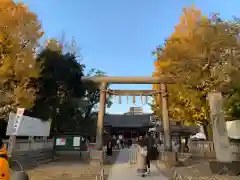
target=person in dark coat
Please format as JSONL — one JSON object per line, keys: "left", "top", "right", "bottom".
{"left": 127, "top": 138, "right": 132, "bottom": 148}
{"left": 152, "top": 134, "right": 159, "bottom": 160}
{"left": 106, "top": 139, "right": 113, "bottom": 157}
{"left": 145, "top": 132, "right": 154, "bottom": 172}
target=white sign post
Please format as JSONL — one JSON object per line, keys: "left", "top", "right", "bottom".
{"left": 7, "top": 108, "right": 25, "bottom": 164}
{"left": 11, "top": 108, "right": 25, "bottom": 135}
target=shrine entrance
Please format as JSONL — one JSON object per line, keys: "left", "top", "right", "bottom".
{"left": 82, "top": 76, "right": 237, "bottom": 171}
{"left": 82, "top": 76, "right": 173, "bottom": 152}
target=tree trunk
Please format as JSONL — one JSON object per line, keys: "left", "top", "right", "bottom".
{"left": 203, "top": 123, "right": 209, "bottom": 140}
{"left": 201, "top": 122, "right": 213, "bottom": 141}
{"left": 207, "top": 123, "right": 213, "bottom": 141}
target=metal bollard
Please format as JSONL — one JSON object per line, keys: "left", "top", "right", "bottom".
{"left": 128, "top": 151, "right": 132, "bottom": 164}
{"left": 128, "top": 151, "right": 137, "bottom": 164}
{"left": 100, "top": 169, "right": 104, "bottom": 180}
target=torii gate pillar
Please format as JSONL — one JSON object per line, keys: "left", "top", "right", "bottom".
{"left": 96, "top": 82, "right": 107, "bottom": 150}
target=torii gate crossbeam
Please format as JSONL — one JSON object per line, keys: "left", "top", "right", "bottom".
{"left": 81, "top": 76, "right": 174, "bottom": 84}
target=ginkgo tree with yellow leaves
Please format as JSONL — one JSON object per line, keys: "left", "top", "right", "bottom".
{"left": 152, "top": 6, "right": 240, "bottom": 139}
{"left": 0, "top": 0, "right": 43, "bottom": 119}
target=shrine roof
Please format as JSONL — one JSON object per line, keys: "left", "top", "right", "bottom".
{"left": 104, "top": 114, "right": 153, "bottom": 128}
{"left": 104, "top": 114, "right": 199, "bottom": 134}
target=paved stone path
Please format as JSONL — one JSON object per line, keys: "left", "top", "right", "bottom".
{"left": 107, "top": 147, "right": 168, "bottom": 180}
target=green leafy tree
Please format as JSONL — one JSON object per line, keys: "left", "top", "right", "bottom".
{"left": 27, "top": 40, "right": 85, "bottom": 133}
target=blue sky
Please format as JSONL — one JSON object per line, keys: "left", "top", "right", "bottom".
{"left": 18, "top": 0, "right": 240, "bottom": 114}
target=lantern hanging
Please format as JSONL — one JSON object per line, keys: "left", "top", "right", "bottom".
{"left": 145, "top": 96, "right": 148, "bottom": 104}
{"left": 118, "top": 95, "right": 122, "bottom": 104}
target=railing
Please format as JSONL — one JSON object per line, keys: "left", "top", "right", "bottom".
{"left": 95, "top": 169, "right": 105, "bottom": 180}
{"left": 128, "top": 150, "right": 137, "bottom": 164}
{"left": 188, "top": 140, "right": 240, "bottom": 159}
{"left": 188, "top": 140, "right": 215, "bottom": 153}
{"left": 3, "top": 139, "right": 53, "bottom": 151}
{"left": 189, "top": 140, "right": 240, "bottom": 153}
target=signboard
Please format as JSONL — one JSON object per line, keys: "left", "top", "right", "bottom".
{"left": 55, "top": 135, "right": 82, "bottom": 151}
{"left": 150, "top": 115, "right": 157, "bottom": 124}
{"left": 6, "top": 113, "right": 50, "bottom": 136}
{"left": 73, "top": 137, "right": 81, "bottom": 146}
{"left": 56, "top": 138, "right": 66, "bottom": 146}
{"left": 11, "top": 108, "right": 25, "bottom": 135}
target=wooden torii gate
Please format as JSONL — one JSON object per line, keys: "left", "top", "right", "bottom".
{"left": 82, "top": 76, "right": 173, "bottom": 151}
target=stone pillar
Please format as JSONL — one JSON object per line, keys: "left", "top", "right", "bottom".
{"left": 208, "top": 92, "right": 232, "bottom": 162}
{"left": 7, "top": 135, "right": 16, "bottom": 167}
{"left": 160, "top": 83, "right": 172, "bottom": 151}
{"left": 96, "top": 82, "right": 107, "bottom": 150}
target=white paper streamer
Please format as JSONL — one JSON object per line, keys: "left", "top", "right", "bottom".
{"left": 145, "top": 96, "right": 148, "bottom": 104}
{"left": 140, "top": 95, "right": 143, "bottom": 104}
{"left": 118, "top": 96, "right": 122, "bottom": 104}
{"left": 132, "top": 96, "right": 136, "bottom": 104}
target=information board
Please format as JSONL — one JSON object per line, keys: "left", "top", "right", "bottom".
{"left": 55, "top": 135, "right": 82, "bottom": 151}
{"left": 6, "top": 113, "right": 50, "bottom": 136}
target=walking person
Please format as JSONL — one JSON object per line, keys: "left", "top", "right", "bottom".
{"left": 106, "top": 139, "right": 113, "bottom": 163}
{"left": 119, "top": 134, "right": 124, "bottom": 149}
{"left": 0, "top": 138, "right": 10, "bottom": 180}
{"left": 136, "top": 136, "right": 148, "bottom": 177}
{"left": 145, "top": 132, "right": 154, "bottom": 173}
{"left": 116, "top": 138, "right": 120, "bottom": 149}
{"left": 112, "top": 135, "right": 116, "bottom": 148}
{"left": 152, "top": 134, "right": 159, "bottom": 160}
{"left": 127, "top": 138, "right": 132, "bottom": 148}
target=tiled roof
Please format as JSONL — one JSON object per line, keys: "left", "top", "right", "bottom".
{"left": 104, "top": 114, "right": 153, "bottom": 127}
{"left": 103, "top": 114, "right": 199, "bottom": 134}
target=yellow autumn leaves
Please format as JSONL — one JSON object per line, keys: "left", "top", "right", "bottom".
{"left": 0, "top": 0, "right": 44, "bottom": 117}
{"left": 152, "top": 5, "right": 239, "bottom": 126}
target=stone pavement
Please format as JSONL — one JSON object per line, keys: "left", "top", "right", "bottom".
{"left": 107, "top": 147, "right": 168, "bottom": 180}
